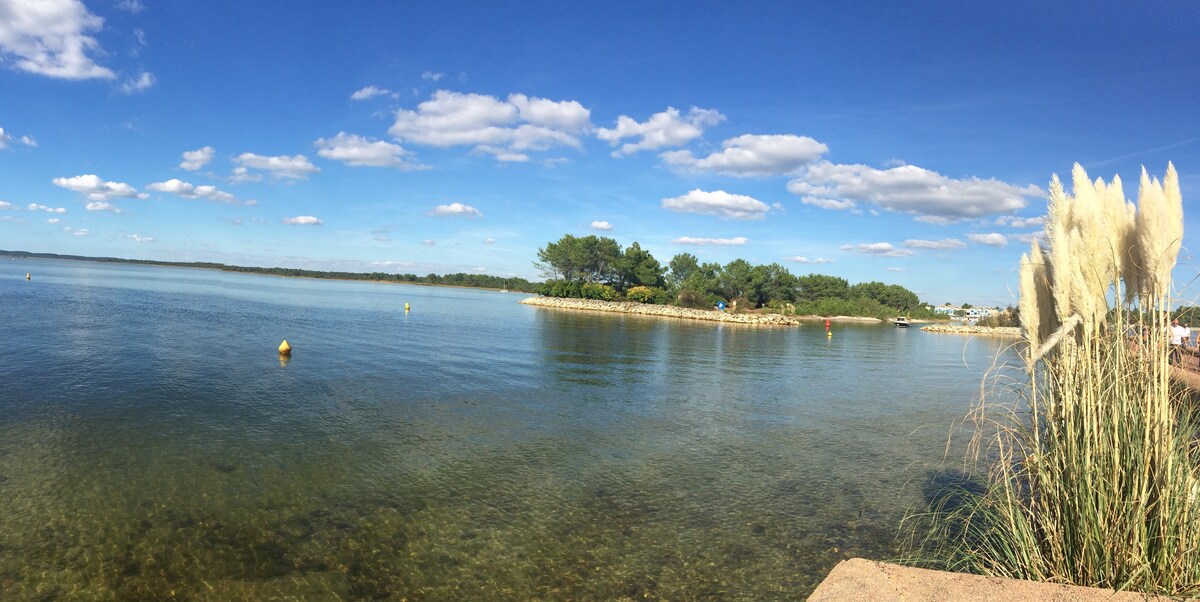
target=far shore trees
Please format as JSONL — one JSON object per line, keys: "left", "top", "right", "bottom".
{"left": 534, "top": 233, "right": 936, "bottom": 319}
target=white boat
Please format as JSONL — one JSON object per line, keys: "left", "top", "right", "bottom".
{"left": 893, "top": 317, "right": 911, "bottom": 328}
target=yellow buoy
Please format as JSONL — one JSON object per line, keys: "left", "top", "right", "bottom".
{"left": 278, "top": 339, "right": 292, "bottom": 355}
{"left": 26, "top": 273, "right": 31, "bottom": 280}
{"left": 404, "top": 302, "right": 410, "bottom": 312}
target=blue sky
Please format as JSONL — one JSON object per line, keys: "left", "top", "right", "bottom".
{"left": 1, "top": 1, "right": 1197, "bottom": 306}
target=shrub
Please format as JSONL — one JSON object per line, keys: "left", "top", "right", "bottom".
{"left": 627, "top": 285, "right": 669, "bottom": 304}
{"left": 580, "top": 282, "right": 618, "bottom": 301}
{"left": 539, "top": 279, "right": 583, "bottom": 298}
{"left": 676, "top": 288, "right": 714, "bottom": 309}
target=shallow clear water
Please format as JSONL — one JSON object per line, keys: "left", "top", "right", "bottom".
{"left": 0, "top": 258, "right": 1016, "bottom": 599}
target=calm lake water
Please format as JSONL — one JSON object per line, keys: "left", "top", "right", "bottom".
{"left": 0, "top": 258, "right": 1018, "bottom": 599}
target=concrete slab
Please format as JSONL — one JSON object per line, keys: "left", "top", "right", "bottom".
{"left": 808, "top": 558, "right": 1171, "bottom": 601}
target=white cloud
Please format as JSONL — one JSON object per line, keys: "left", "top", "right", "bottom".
{"left": 421, "top": 239, "right": 436, "bottom": 245}
{"left": 661, "top": 134, "right": 828, "bottom": 176}
{"left": 905, "top": 238, "right": 967, "bottom": 250}
{"left": 389, "top": 90, "right": 591, "bottom": 161}
{"left": 421, "top": 71, "right": 445, "bottom": 82}
{"left": 0, "top": 0, "right": 115, "bottom": 79}
{"left": 119, "top": 71, "right": 154, "bottom": 94}
{"left": 799, "top": 196, "right": 856, "bottom": 211}
{"left": 229, "top": 166, "right": 261, "bottom": 183}
{"left": 431, "top": 202, "right": 482, "bottom": 218}
{"left": 661, "top": 189, "right": 769, "bottom": 220}
{"left": 28, "top": 203, "right": 66, "bottom": 213}
{"left": 672, "top": 236, "right": 748, "bottom": 246}
{"left": 233, "top": 153, "right": 319, "bottom": 180}
{"left": 0, "top": 126, "right": 37, "bottom": 149}
{"left": 784, "top": 256, "right": 834, "bottom": 264}
{"left": 129, "top": 234, "right": 155, "bottom": 242}
{"left": 282, "top": 215, "right": 323, "bottom": 225}
{"left": 179, "top": 146, "right": 215, "bottom": 171}
{"left": 1011, "top": 231, "right": 1048, "bottom": 245}
{"left": 887, "top": 267, "right": 905, "bottom": 272}
{"left": 966, "top": 232, "right": 1008, "bottom": 247}
{"left": 85, "top": 201, "right": 124, "bottom": 212}
{"left": 590, "top": 220, "right": 613, "bottom": 231}
{"left": 147, "top": 178, "right": 237, "bottom": 204}
{"left": 116, "top": 0, "right": 144, "bottom": 13}
{"left": 474, "top": 145, "right": 529, "bottom": 162}
{"left": 788, "top": 161, "right": 1042, "bottom": 220}
{"left": 351, "top": 85, "right": 392, "bottom": 101}
{"left": 67, "top": 227, "right": 89, "bottom": 236}
{"left": 315, "top": 132, "right": 421, "bottom": 169}
{"left": 45, "top": 217, "right": 59, "bottom": 224}
{"left": 52, "top": 174, "right": 146, "bottom": 201}
{"left": 484, "top": 237, "right": 496, "bottom": 244}
{"left": 995, "top": 215, "right": 1046, "bottom": 228}
{"left": 839, "top": 242, "right": 914, "bottom": 257}
{"left": 0, "top": 200, "right": 14, "bottom": 210}
{"left": 596, "top": 106, "right": 725, "bottom": 156}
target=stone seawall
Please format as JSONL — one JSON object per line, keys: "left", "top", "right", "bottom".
{"left": 921, "top": 324, "right": 1020, "bottom": 337}
{"left": 519, "top": 296, "right": 801, "bottom": 326}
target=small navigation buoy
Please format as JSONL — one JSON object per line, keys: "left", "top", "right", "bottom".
{"left": 26, "top": 272, "right": 30, "bottom": 280}
{"left": 404, "top": 302, "right": 410, "bottom": 312}
{"left": 827, "top": 331, "right": 832, "bottom": 337}
{"left": 278, "top": 339, "right": 292, "bottom": 356}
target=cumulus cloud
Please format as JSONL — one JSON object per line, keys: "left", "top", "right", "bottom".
{"left": 0, "top": 200, "right": 14, "bottom": 210}
{"left": 421, "top": 239, "right": 436, "bottom": 245}
{"left": 905, "top": 238, "right": 966, "bottom": 250}
{"left": 85, "top": 201, "right": 124, "bottom": 212}
{"left": 839, "top": 242, "right": 914, "bottom": 257}
{"left": 45, "top": 217, "right": 59, "bottom": 224}
{"left": 282, "top": 215, "right": 323, "bottom": 225}
{"left": 596, "top": 106, "right": 724, "bottom": 156}
{"left": 672, "top": 236, "right": 748, "bottom": 246}
{"left": 590, "top": 220, "right": 613, "bottom": 231}
{"left": 661, "top": 134, "right": 828, "bottom": 176}
{"left": 661, "top": 189, "right": 770, "bottom": 220}
{"left": 314, "top": 132, "right": 421, "bottom": 169}
{"left": 421, "top": 71, "right": 445, "bottom": 82}
{"left": 0, "top": 0, "right": 115, "bottom": 79}
{"left": 995, "top": 215, "right": 1046, "bottom": 228}
{"left": 129, "top": 234, "right": 155, "bottom": 242}
{"left": 389, "top": 90, "right": 591, "bottom": 161}
{"left": 52, "top": 174, "right": 147, "bottom": 201}
{"left": 66, "top": 226, "right": 89, "bottom": 236}
{"left": 0, "top": 126, "right": 37, "bottom": 149}
{"left": 788, "top": 161, "right": 1042, "bottom": 220}
{"left": 1011, "top": 231, "right": 1048, "bottom": 245}
{"left": 799, "top": 196, "right": 856, "bottom": 211}
{"left": 784, "top": 256, "right": 834, "bottom": 264}
{"left": 350, "top": 85, "right": 392, "bottom": 101}
{"left": 28, "top": 203, "right": 65, "bottom": 213}
{"left": 179, "top": 146, "right": 215, "bottom": 171}
{"left": 233, "top": 153, "right": 319, "bottom": 180}
{"left": 116, "top": 0, "right": 144, "bottom": 13}
{"left": 431, "top": 202, "right": 482, "bottom": 218}
{"left": 484, "top": 237, "right": 496, "bottom": 244}
{"left": 147, "top": 179, "right": 238, "bottom": 204}
{"left": 119, "top": 71, "right": 155, "bottom": 94}
{"left": 966, "top": 232, "right": 1008, "bottom": 247}
{"left": 229, "top": 166, "right": 261, "bottom": 183}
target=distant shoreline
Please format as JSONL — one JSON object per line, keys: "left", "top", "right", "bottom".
{"left": 520, "top": 296, "right": 804, "bottom": 325}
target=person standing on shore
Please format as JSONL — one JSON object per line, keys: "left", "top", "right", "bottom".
{"left": 1169, "top": 319, "right": 1187, "bottom": 365}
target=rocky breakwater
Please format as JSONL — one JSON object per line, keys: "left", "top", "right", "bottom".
{"left": 520, "top": 296, "right": 801, "bottom": 326}
{"left": 921, "top": 323, "right": 1020, "bottom": 337}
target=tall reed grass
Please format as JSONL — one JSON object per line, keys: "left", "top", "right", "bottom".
{"left": 907, "top": 163, "right": 1200, "bottom": 595}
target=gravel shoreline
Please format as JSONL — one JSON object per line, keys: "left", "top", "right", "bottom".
{"left": 519, "top": 296, "right": 802, "bottom": 325}
{"left": 920, "top": 324, "right": 1020, "bottom": 337}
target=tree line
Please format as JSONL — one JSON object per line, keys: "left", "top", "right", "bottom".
{"left": 534, "top": 234, "right": 938, "bottom": 318}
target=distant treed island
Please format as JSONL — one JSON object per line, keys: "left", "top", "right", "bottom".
{"left": 534, "top": 234, "right": 945, "bottom": 320}
{"left": 0, "top": 250, "right": 539, "bottom": 293}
